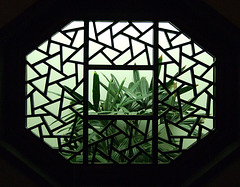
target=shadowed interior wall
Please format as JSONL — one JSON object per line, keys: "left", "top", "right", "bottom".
{"left": 0, "top": 0, "right": 239, "bottom": 186}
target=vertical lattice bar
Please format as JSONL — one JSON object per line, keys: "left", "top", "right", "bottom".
{"left": 83, "top": 20, "right": 89, "bottom": 165}
{"left": 152, "top": 21, "right": 158, "bottom": 164}
{"left": 213, "top": 58, "right": 217, "bottom": 129}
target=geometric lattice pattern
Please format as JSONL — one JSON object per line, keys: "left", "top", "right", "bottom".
{"left": 87, "top": 120, "right": 153, "bottom": 164}
{"left": 25, "top": 21, "right": 216, "bottom": 164}
{"left": 25, "top": 21, "right": 84, "bottom": 148}
{"left": 156, "top": 23, "right": 216, "bottom": 163}
{"left": 88, "top": 21, "right": 153, "bottom": 65}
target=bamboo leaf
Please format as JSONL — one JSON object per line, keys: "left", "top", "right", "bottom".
{"left": 88, "top": 120, "right": 105, "bottom": 128}
{"left": 174, "top": 65, "right": 186, "bottom": 77}
{"left": 104, "top": 78, "right": 113, "bottom": 111}
{"left": 93, "top": 71, "right": 100, "bottom": 111}
{"left": 140, "top": 77, "right": 150, "bottom": 106}
{"left": 133, "top": 69, "right": 140, "bottom": 93}
{"left": 95, "top": 154, "right": 108, "bottom": 163}
{"left": 128, "top": 82, "right": 134, "bottom": 89}
{"left": 110, "top": 78, "right": 126, "bottom": 110}
{"left": 64, "top": 86, "right": 95, "bottom": 110}
{"left": 129, "top": 80, "right": 141, "bottom": 93}
{"left": 133, "top": 69, "right": 140, "bottom": 83}
{"left": 120, "top": 106, "right": 130, "bottom": 113}
{"left": 122, "top": 86, "right": 138, "bottom": 99}
{"left": 111, "top": 74, "right": 120, "bottom": 88}
{"left": 64, "top": 86, "right": 83, "bottom": 100}
{"left": 140, "top": 77, "right": 149, "bottom": 96}
{"left": 101, "top": 73, "right": 110, "bottom": 82}
{"left": 99, "top": 81, "right": 116, "bottom": 98}
{"left": 48, "top": 91, "right": 75, "bottom": 101}
{"left": 165, "top": 79, "right": 174, "bottom": 89}
{"left": 111, "top": 74, "right": 124, "bottom": 99}
{"left": 149, "top": 79, "right": 154, "bottom": 92}
{"left": 120, "top": 93, "right": 152, "bottom": 107}
{"left": 179, "top": 86, "right": 194, "bottom": 95}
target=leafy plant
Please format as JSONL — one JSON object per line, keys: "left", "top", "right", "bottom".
{"left": 51, "top": 56, "right": 203, "bottom": 163}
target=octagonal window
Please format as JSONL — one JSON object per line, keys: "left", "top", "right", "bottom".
{"left": 25, "top": 21, "right": 216, "bottom": 164}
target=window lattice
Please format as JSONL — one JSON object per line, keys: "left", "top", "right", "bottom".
{"left": 25, "top": 21, "right": 216, "bottom": 164}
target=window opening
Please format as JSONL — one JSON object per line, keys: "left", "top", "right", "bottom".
{"left": 25, "top": 21, "right": 216, "bottom": 164}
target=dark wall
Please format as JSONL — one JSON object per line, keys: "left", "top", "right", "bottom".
{"left": 1, "top": 0, "right": 240, "bottom": 29}
{"left": 0, "top": 1, "right": 239, "bottom": 186}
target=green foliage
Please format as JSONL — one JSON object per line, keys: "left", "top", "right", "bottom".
{"left": 93, "top": 71, "right": 100, "bottom": 111}
{"left": 53, "top": 56, "right": 202, "bottom": 164}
